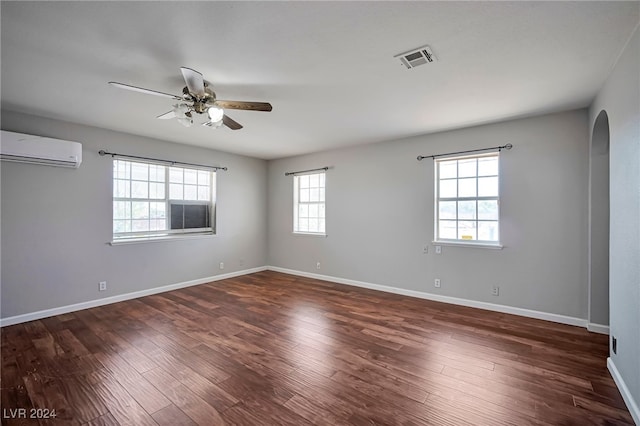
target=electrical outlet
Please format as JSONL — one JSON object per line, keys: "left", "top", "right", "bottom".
{"left": 422, "top": 244, "right": 429, "bottom": 254}
{"left": 435, "top": 245, "right": 442, "bottom": 254}
{"left": 316, "top": 262, "right": 321, "bottom": 270}
{"left": 612, "top": 336, "right": 617, "bottom": 354}
{"left": 434, "top": 279, "right": 441, "bottom": 288}
{"left": 491, "top": 285, "right": 500, "bottom": 296}
{"left": 219, "top": 262, "right": 224, "bottom": 270}
{"left": 99, "top": 281, "right": 107, "bottom": 292}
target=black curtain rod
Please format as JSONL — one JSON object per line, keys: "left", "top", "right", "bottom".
{"left": 99, "top": 150, "right": 227, "bottom": 171}
{"left": 417, "top": 143, "right": 513, "bottom": 161}
{"left": 285, "top": 166, "right": 329, "bottom": 176}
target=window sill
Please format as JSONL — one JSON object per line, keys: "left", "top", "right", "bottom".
{"left": 292, "top": 232, "right": 327, "bottom": 238}
{"left": 432, "top": 240, "right": 503, "bottom": 250}
{"left": 110, "top": 233, "right": 216, "bottom": 245}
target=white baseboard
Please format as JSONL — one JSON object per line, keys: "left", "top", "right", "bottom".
{"left": 0, "top": 266, "right": 267, "bottom": 327}
{"left": 608, "top": 358, "right": 640, "bottom": 425}
{"left": 587, "top": 323, "right": 610, "bottom": 335}
{"left": 267, "top": 266, "right": 588, "bottom": 328}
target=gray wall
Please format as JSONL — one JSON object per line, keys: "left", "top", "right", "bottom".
{"left": 590, "top": 23, "right": 640, "bottom": 417}
{"left": 268, "top": 110, "right": 590, "bottom": 319}
{"left": 1, "top": 110, "right": 268, "bottom": 319}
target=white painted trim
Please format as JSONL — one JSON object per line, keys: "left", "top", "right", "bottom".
{"left": 0, "top": 266, "right": 267, "bottom": 327}
{"left": 608, "top": 358, "right": 640, "bottom": 425}
{"left": 587, "top": 323, "right": 610, "bottom": 335}
{"left": 267, "top": 266, "right": 588, "bottom": 328}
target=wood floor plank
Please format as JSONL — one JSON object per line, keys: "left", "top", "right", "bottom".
{"left": 142, "top": 367, "right": 225, "bottom": 426}
{"left": 1, "top": 271, "right": 632, "bottom": 425}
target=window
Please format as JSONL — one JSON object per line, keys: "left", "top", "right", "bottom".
{"left": 293, "top": 172, "right": 326, "bottom": 234}
{"left": 435, "top": 153, "right": 500, "bottom": 245}
{"left": 112, "top": 159, "right": 215, "bottom": 241}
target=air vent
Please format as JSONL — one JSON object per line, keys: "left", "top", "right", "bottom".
{"left": 395, "top": 45, "right": 437, "bottom": 69}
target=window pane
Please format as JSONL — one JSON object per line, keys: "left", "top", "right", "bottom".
{"left": 478, "top": 200, "right": 498, "bottom": 220}
{"left": 478, "top": 221, "right": 499, "bottom": 241}
{"left": 458, "top": 221, "right": 477, "bottom": 240}
{"left": 149, "top": 182, "right": 165, "bottom": 199}
{"left": 458, "top": 178, "right": 477, "bottom": 197}
{"left": 113, "top": 220, "right": 131, "bottom": 233}
{"left": 170, "top": 183, "right": 183, "bottom": 200}
{"left": 184, "top": 185, "right": 198, "bottom": 200}
{"left": 318, "top": 204, "right": 325, "bottom": 218}
{"left": 458, "top": 159, "right": 477, "bottom": 178}
{"left": 439, "top": 220, "right": 457, "bottom": 239}
{"left": 299, "top": 204, "right": 308, "bottom": 218}
{"left": 439, "top": 201, "right": 456, "bottom": 220}
{"left": 478, "top": 157, "right": 498, "bottom": 176}
{"left": 113, "top": 201, "right": 131, "bottom": 220}
{"left": 184, "top": 169, "right": 197, "bottom": 185}
{"left": 198, "top": 170, "right": 209, "bottom": 185}
{"left": 319, "top": 188, "right": 325, "bottom": 202}
{"left": 114, "top": 160, "right": 130, "bottom": 179}
{"left": 439, "top": 180, "right": 457, "bottom": 198}
{"left": 308, "top": 218, "right": 318, "bottom": 232}
{"left": 478, "top": 177, "right": 498, "bottom": 197}
{"left": 169, "top": 168, "right": 183, "bottom": 183}
{"left": 298, "top": 218, "right": 309, "bottom": 232}
{"left": 149, "top": 165, "right": 165, "bottom": 182}
{"left": 309, "top": 174, "right": 319, "bottom": 188}
{"left": 150, "top": 202, "right": 166, "bottom": 219}
{"left": 439, "top": 160, "right": 457, "bottom": 179}
{"left": 300, "top": 189, "right": 310, "bottom": 202}
{"left": 309, "top": 188, "right": 319, "bottom": 202}
{"left": 318, "top": 220, "right": 325, "bottom": 233}
{"left": 132, "top": 202, "right": 149, "bottom": 219}
{"left": 319, "top": 173, "right": 325, "bottom": 187}
{"left": 458, "top": 200, "right": 476, "bottom": 220}
{"left": 131, "top": 181, "right": 148, "bottom": 198}
{"left": 299, "top": 175, "right": 309, "bottom": 189}
{"left": 114, "top": 179, "right": 130, "bottom": 198}
{"left": 197, "top": 186, "right": 210, "bottom": 201}
{"left": 131, "top": 162, "right": 148, "bottom": 181}
{"left": 132, "top": 219, "right": 150, "bottom": 232}
{"left": 309, "top": 204, "right": 318, "bottom": 218}
{"left": 150, "top": 219, "right": 165, "bottom": 231}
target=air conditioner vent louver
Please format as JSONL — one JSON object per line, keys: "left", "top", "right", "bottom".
{"left": 395, "top": 45, "right": 437, "bottom": 69}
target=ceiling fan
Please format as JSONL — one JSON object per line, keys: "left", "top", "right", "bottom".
{"left": 108, "top": 67, "right": 272, "bottom": 130}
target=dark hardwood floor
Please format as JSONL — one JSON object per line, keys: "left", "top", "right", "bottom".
{"left": 1, "top": 271, "right": 633, "bottom": 425}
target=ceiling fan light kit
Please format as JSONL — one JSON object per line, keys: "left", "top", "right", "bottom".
{"left": 108, "top": 67, "right": 272, "bottom": 131}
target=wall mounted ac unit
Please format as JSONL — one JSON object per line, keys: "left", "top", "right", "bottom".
{"left": 0, "top": 130, "right": 82, "bottom": 168}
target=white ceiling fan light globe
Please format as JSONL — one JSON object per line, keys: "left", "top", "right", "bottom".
{"left": 208, "top": 105, "right": 224, "bottom": 122}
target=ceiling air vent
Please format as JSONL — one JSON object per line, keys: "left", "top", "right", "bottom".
{"left": 395, "top": 45, "right": 437, "bottom": 69}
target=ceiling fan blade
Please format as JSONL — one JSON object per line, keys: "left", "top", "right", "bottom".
{"left": 215, "top": 100, "right": 273, "bottom": 112}
{"left": 222, "top": 114, "right": 243, "bottom": 130}
{"left": 108, "top": 82, "right": 182, "bottom": 100}
{"left": 180, "top": 67, "right": 205, "bottom": 97}
{"left": 156, "top": 110, "right": 176, "bottom": 119}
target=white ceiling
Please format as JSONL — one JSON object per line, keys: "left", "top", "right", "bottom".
{"left": 1, "top": 2, "right": 638, "bottom": 160}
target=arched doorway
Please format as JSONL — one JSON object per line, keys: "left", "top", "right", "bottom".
{"left": 588, "top": 110, "right": 610, "bottom": 329}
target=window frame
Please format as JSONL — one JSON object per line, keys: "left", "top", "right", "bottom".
{"left": 293, "top": 171, "right": 326, "bottom": 236}
{"left": 111, "top": 158, "right": 216, "bottom": 242}
{"left": 434, "top": 152, "right": 502, "bottom": 248}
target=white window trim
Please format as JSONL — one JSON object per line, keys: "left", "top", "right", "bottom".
{"left": 434, "top": 151, "right": 501, "bottom": 247}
